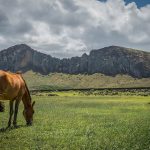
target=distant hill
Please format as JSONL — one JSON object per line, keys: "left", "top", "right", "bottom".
{"left": 23, "top": 71, "right": 150, "bottom": 90}
{"left": 0, "top": 44, "right": 150, "bottom": 78}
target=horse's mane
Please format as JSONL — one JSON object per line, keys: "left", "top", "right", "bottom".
{"left": 19, "top": 74, "right": 32, "bottom": 102}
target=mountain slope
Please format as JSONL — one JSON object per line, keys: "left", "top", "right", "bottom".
{"left": 0, "top": 44, "right": 150, "bottom": 78}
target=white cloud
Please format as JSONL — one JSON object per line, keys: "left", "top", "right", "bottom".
{"left": 0, "top": 36, "right": 6, "bottom": 43}
{"left": 0, "top": 0, "right": 150, "bottom": 58}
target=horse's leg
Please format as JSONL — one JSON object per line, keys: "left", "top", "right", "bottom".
{"left": 13, "top": 99, "right": 21, "bottom": 127}
{"left": 0, "top": 101, "right": 4, "bottom": 112}
{"left": 8, "top": 100, "right": 14, "bottom": 127}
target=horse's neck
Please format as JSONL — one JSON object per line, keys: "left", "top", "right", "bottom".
{"left": 22, "top": 90, "right": 32, "bottom": 109}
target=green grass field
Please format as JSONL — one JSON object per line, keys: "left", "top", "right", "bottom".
{"left": 0, "top": 92, "right": 150, "bottom": 150}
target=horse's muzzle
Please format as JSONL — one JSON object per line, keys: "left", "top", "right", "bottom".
{"left": 26, "top": 121, "right": 32, "bottom": 126}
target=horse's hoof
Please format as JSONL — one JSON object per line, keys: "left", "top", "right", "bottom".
{"left": 6, "top": 126, "right": 11, "bottom": 130}
{"left": 13, "top": 125, "right": 18, "bottom": 128}
{"left": 7, "top": 124, "right": 11, "bottom": 128}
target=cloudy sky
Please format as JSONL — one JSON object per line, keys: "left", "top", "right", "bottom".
{"left": 0, "top": 0, "right": 150, "bottom": 58}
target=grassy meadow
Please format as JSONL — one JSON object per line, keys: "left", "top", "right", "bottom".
{"left": 0, "top": 91, "right": 150, "bottom": 150}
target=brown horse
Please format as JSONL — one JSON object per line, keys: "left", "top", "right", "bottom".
{"left": 0, "top": 70, "right": 35, "bottom": 127}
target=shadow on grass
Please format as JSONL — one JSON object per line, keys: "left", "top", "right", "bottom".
{"left": 0, "top": 125, "right": 27, "bottom": 133}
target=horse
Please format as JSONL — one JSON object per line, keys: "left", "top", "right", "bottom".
{"left": 0, "top": 70, "right": 35, "bottom": 127}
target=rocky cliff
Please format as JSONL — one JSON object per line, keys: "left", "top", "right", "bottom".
{"left": 0, "top": 44, "right": 150, "bottom": 78}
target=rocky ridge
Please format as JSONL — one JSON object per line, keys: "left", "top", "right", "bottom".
{"left": 0, "top": 44, "right": 149, "bottom": 78}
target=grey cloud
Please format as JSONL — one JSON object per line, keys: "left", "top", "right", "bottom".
{"left": 22, "top": 0, "right": 90, "bottom": 28}
{"left": 0, "top": 10, "right": 8, "bottom": 25}
{"left": 61, "top": 0, "right": 80, "bottom": 12}
{"left": 0, "top": 10, "right": 10, "bottom": 33}
{"left": 0, "top": 0, "right": 33, "bottom": 37}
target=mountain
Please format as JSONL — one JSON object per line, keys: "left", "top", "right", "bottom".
{"left": 0, "top": 44, "right": 150, "bottom": 78}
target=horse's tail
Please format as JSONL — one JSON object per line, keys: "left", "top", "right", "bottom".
{"left": 0, "top": 101, "right": 4, "bottom": 112}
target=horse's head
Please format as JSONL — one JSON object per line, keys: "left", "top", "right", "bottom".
{"left": 23, "top": 101, "right": 35, "bottom": 126}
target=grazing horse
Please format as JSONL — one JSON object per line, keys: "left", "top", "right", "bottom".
{"left": 0, "top": 70, "right": 35, "bottom": 127}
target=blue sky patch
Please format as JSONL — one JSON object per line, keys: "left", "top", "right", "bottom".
{"left": 98, "top": 0, "right": 150, "bottom": 8}
{"left": 124, "top": 0, "right": 150, "bottom": 8}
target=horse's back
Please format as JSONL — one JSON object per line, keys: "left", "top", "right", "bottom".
{"left": 0, "top": 70, "right": 25, "bottom": 100}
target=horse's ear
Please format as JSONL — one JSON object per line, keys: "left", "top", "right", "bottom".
{"left": 32, "top": 101, "right": 35, "bottom": 107}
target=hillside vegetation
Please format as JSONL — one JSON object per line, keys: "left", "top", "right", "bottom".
{"left": 23, "top": 71, "right": 150, "bottom": 90}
